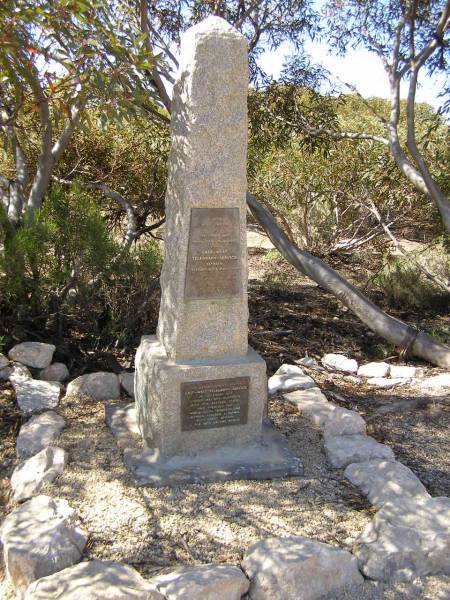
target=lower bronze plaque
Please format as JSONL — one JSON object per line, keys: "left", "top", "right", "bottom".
{"left": 181, "top": 377, "right": 249, "bottom": 431}
{"left": 184, "top": 207, "right": 241, "bottom": 300}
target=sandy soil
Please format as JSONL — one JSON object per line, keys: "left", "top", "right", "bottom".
{"left": 1, "top": 253, "right": 449, "bottom": 598}
{"left": 1, "top": 387, "right": 449, "bottom": 599}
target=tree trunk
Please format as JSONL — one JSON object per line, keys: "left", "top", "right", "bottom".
{"left": 247, "top": 192, "right": 450, "bottom": 369}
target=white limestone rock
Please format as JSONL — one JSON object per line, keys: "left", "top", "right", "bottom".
{"left": 11, "top": 446, "right": 67, "bottom": 502}
{"left": 1, "top": 363, "right": 32, "bottom": 382}
{"left": 119, "top": 371, "right": 135, "bottom": 398}
{"left": 12, "top": 379, "right": 61, "bottom": 414}
{"left": 0, "top": 353, "right": 9, "bottom": 369}
{"left": 321, "top": 353, "right": 358, "bottom": 374}
{"left": 344, "top": 375, "right": 362, "bottom": 384}
{"left": 283, "top": 387, "right": 328, "bottom": 405}
{"left": 242, "top": 536, "right": 364, "bottom": 600}
{"left": 420, "top": 373, "right": 450, "bottom": 390}
{"left": 344, "top": 459, "right": 430, "bottom": 508}
{"left": 324, "top": 434, "right": 394, "bottom": 469}
{"left": 295, "top": 356, "right": 319, "bottom": 368}
{"left": 150, "top": 564, "right": 249, "bottom": 600}
{"left": 357, "top": 362, "right": 390, "bottom": 378}
{"left": 8, "top": 342, "right": 55, "bottom": 369}
{"left": 389, "top": 365, "right": 416, "bottom": 378}
{"left": 354, "top": 496, "right": 450, "bottom": 582}
{"left": 39, "top": 363, "right": 69, "bottom": 382}
{"left": 16, "top": 411, "right": 65, "bottom": 459}
{"left": 268, "top": 364, "right": 316, "bottom": 395}
{"left": 66, "top": 371, "right": 120, "bottom": 400}
{"left": 367, "top": 377, "right": 411, "bottom": 389}
{"left": 299, "top": 401, "right": 366, "bottom": 437}
{"left": 0, "top": 495, "right": 87, "bottom": 597}
{"left": 24, "top": 560, "right": 164, "bottom": 599}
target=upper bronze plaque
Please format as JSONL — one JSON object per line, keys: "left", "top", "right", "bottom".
{"left": 184, "top": 208, "right": 241, "bottom": 300}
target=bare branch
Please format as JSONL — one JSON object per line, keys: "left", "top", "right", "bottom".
{"left": 139, "top": 0, "right": 172, "bottom": 113}
{"left": 247, "top": 191, "right": 450, "bottom": 368}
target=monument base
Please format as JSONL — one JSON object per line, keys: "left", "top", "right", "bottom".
{"left": 106, "top": 403, "right": 304, "bottom": 487}
{"left": 135, "top": 335, "right": 268, "bottom": 457}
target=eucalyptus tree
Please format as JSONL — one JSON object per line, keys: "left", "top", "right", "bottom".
{"left": 318, "top": 0, "right": 450, "bottom": 233}
{"left": 0, "top": 0, "right": 160, "bottom": 229}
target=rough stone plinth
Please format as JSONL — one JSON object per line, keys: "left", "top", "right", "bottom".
{"left": 344, "top": 459, "right": 430, "bottom": 508}
{"left": 324, "top": 434, "right": 394, "bottom": 468}
{"left": 156, "top": 16, "right": 249, "bottom": 362}
{"left": 106, "top": 403, "right": 303, "bottom": 487}
{"left": 16, "top": 411, "right": 65, "bottom": 459}
{"left": 149, "top": 564, "right": 249, "bottom": 600}
{"left": 354, "top": 496, "right": 450, "bottom": 582}
{"left": 135, "top": 336, "right": 267, "bottom": 456}
{"left": 12, "top": 379, "right": 61, "bottom": 414}
{"left": 11, "top": 446, "right": 67, "bottom": 502}
{"left": 66, "top": 371, "right": 120, "bottom": 400}
{"left": 24, "top": 560, "right": 164, "bottom": 600}
{"left": 8, "top": 342, "right": 55, "bottom": 369}
{"left": 242, "top": 536, "right": 364, "bottom": 600}
{"left": 0, "top": 495, "right": 86, "bottom": 598}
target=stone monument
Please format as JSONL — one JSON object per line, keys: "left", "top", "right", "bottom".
{"left": 107, "top": 16, "right": 303, "bottom": 486}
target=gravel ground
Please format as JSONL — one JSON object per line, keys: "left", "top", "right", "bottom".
{"left": 1, "top": 387, "right": 449, "bottom": 599}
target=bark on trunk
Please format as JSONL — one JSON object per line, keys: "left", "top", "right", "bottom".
{"left": 247, "top": 192, "right": 450, "bottom": 369}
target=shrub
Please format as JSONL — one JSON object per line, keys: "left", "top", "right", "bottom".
{"left": 376, "top": 238, "right": 450, "bottom": 311}
{"left": 0, "top": 184, "right": 161, "bottom": 348}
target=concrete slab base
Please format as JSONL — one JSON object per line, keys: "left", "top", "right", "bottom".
{"left": 106, "top": 403, "right": 304, "bottom": 487}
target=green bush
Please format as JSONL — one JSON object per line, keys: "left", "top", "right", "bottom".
{"left": 0, "top": 184, "right": 161, "bottom": 347}
{"left": 376, "top": 238, "right": 450, "bottom": 311}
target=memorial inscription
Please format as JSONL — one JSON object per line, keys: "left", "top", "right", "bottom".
{"left": 184, "top": 207, "right": 241, "bottom": 300}
{"left": 181, "top": 376, "right": 249, "bottom": 431}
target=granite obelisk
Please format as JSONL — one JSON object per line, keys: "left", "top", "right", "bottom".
{"left": 107, "top": 16, "right": 303, "bottom": 485}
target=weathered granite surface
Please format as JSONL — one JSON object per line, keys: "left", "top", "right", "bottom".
{"left": 39, "top": 362, "right": 69, "bottom": 382}
{"left": 65, "top": 371, "right": 120, "bottom": 400}
{"left": 8, "top": 342, "right": 55, "bottom": 369}
{"left": 149, "top": 564, "right": 249, "bottom": 600}
{"left": 11, "top": 446, "right": 67, "bottom": 502}
{"left": 242, "top": 536, "right": 364, "bottom": 600}
{"left": 12, "top": 379, "right": 61, "bottom": 414}
{"left": 354, "top": 496, "right": 450, "bottom": 581}
{"left": 1, "top": 495, "right": 86, "bottom": 598}
{"left": 344, "top": 459, "right": 430, "bottom": 508}
{"left": 157, "top": 16, "right": 249, "bottom": 362}
{"left": 135, "top": 336, "right": 266, "bottom": 456}
{"left": 106, "top": 403, "right": 303, "bottom": 487}
{"left": 16, "top": 411, "right": 65, "bottom": 458}
{"left": 324, "top": 434, "right": 394, "bottom": 468}
{"left": 24, "top": 560, "right": 164, "bottom": 599}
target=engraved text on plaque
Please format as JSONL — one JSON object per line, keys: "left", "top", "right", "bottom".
{"left": 184, "top": 208, "right": 241, "bottom": 299}
{"left": 181, "top": 377, "right": 249, "bottom": 431}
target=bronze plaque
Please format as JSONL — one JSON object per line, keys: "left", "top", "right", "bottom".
{"left": 184, "top": 208, "right": 241, "bottom": 300}
{"left": 180, "top": 377, "right": 249, "bottom": 431}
